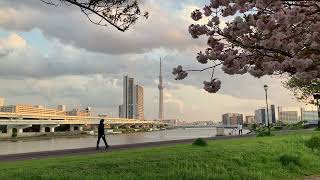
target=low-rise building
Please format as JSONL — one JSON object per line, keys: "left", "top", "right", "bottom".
{"left": 66, "top": 108, "right": 91, "bottom": 117}
{"left": 160, "top": 119, "right": 179, "bottom": 126}
{"left": 57, "top": 105, "right": 66, "bottom": 112}
{"left": 245, "top": 116, "right": 255, "bottom": 124}
{"left": 278, "top": 110, "right": 299, "bottom": 124}
{"left": 301, "top": 108, "right": 318, "bottom": 122}
{"left": 0, "top": 104, "right": 66, "bottom": 115}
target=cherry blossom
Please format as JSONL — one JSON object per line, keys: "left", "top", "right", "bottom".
{"left": 203, "top": 79, "right": 221, "bottom": 93}
{"left": 174, "top": 0, "right": 320, "bottom": 93}
{"left": 173, "top": 66, "right": 188, "bottom": 80}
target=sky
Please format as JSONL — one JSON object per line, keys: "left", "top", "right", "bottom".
{"left": 0, "top": 0, "right": 312, "bottom": 122}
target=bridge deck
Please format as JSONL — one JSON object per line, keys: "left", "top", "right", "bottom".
{"left": 0, "top": 112, "right": 162, "bottom": 125}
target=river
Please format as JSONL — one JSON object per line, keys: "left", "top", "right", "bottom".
{"left": 0, "top": 128, "right": 248, "bottom": 155}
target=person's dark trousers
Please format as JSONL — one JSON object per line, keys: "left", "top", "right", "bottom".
{"left": 96, "top": 134, "right": 109, "bottom": 150}
{"left": 239, "top": 129, "right": 243, "bottom": 136}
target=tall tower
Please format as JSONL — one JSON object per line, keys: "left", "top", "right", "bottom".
{"left": 158, "top": 58, "right": 164, "bottom": 121}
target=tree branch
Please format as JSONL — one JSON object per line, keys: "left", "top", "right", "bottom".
{"left": 185, "top": 63, "right": 222, "bottom": 72}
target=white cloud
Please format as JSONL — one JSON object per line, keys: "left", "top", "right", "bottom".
{"left": 0, "top": 33, "right": 27, "bottom": 56}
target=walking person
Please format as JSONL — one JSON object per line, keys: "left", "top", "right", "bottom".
{"left": 96, "top": 119, "right": 109, "bottom": 150}
{"left": 238, "top": 123, "right": 243, "bottom": 136}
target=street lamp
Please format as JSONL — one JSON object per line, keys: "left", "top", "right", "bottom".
{"left": 313, "top": 93, "right": 320, "bottom": 128}
{"left": 264, "top": 85, "right": 270, "bottom": 132}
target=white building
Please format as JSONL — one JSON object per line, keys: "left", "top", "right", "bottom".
{"left": 301, "top": 108, "right": 317, "bottom": 121}
{"left": 300, "top": 108, "right": 318, "bottom": 125}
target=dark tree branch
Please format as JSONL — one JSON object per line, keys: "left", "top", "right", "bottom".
{"left": 41, "top": 0, "right": 148, "bottom": 32}
{"left": 185, "top": 63, "right": 222, "bottom": 72}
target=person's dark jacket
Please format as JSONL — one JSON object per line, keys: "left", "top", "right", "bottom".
{"left": 98, "top": 123, "right": 105, "bottom": 136}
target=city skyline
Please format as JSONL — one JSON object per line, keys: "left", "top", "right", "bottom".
{"left": 119, "top": 75, "right": 144, "bottom": 120}
{"left": 0, "top": 0, "right": 316, "bottom": 122}
{"left": 0, "top": 94, "right": 318, "bottom": 125}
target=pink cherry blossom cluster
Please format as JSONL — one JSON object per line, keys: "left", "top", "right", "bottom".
{"left": 174, "top": 0, "right": 320, "bottom": 93}
{"left": 172, "top": 65, "right": 188, "bottom": 80}
{"left": 203, "top": 79, "right": 221, "bottom": 93}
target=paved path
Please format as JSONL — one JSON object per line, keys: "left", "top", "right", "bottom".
{"left": 301, "top": 176, "right": 320, "bottom": 180}
{"left": 0, "top": 134, "right": 254, "bottom": 162}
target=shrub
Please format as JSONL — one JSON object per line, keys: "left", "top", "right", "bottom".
{"left": 11, "top": 131, "right": 17, "bottom": 138}
{"left": 273, "top": 126, "right": 283, "bottom": 130}
{"left": 257, "top": 131, "right": 273, "bottom": 137}
{"left": 256, "top": 131, "right": 273, "bottom": 137}
{"left": 193, "top": 138, "right": 208, "bottom": 146}
{"left": 305, "top": 135, "right": 320, "bottom": 151}
{"left": 279, "top": 154, "right": 302, "bottom": 166}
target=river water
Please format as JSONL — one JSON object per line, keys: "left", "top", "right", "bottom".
{"left": 0, "top": 128, "right": 247, "bottom": 155}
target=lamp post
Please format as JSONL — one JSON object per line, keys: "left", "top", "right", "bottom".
{"left": 264, "top": 85, "right": 270, "bottom": 132}
{"left": 313, "top": 93, "right": 320, "bottom": 128}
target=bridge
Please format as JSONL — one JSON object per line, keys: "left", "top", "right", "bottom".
{"left": 174, "top": 125, "right": 239, "bottom": 129}
{"left": 0, "top": 112, "right": 164, "bottom": 136}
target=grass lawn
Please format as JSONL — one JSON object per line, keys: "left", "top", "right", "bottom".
{"left": 1, "top": 130, "right": 320, "bottom": 180}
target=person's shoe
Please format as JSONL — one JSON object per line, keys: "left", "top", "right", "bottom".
{"left": 105, "top": 145, "right": 110, "bottom": 149}
{"left": 96, "top": 147, "right": 99, "bottom": 150}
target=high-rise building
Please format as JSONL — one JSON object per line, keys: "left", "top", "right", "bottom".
{"left": 119, "top": 105, "right": 124, "bottom": 118}
{"left": 57, "top": 105, "right": 66, "bottom": 111}
{"left": 255, "top": 109, "right": 266, "bottom": 124}
{"left": 128, "top": 77, "right": 135, "bottom": 119}
{"left": 158, "top": 58, "right": 164, "bottom": 121}
{"left": 222, "top": 113, "right": 243, "bottom": 126}
{"left": 0, "top": 97, "right": 4, "bottom": 107}
{"left": 120, "top": 76, "right": 134, "bottom": 118}
{"left": 255, "top": 105, "right": 276, "bottom": 125}
{"left": 135, "top": 85, "right": 144, "bottom": 120}
{"left": 119, "top": 76, "right": 144, "bottom": 119}
{"left": 271, "top": 105, "right": 276, "bottom": 123}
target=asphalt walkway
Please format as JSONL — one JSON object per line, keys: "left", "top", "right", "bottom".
{"left": 0, "top": 134, "right": 254, "bottom": 162}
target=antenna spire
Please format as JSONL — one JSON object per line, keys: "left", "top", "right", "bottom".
{"left": 160, "top": 57, "right": 162, "bottom": 76}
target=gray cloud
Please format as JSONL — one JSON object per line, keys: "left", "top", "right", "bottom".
{"left": 0, "top": 0, "right": 204, "bottom": 54}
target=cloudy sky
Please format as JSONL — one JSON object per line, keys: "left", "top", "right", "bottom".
{"left": 0, "top": 0, "right": 311, "bottom": 121}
